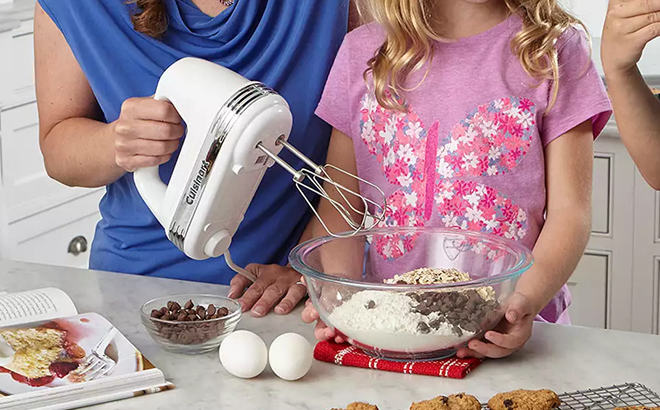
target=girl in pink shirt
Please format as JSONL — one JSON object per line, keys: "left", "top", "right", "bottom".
{"left": 302, "top": 0, "right": 612, "bottom": 359}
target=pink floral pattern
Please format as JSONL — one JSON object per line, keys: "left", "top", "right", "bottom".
{"left": 360, "top": 94, "right": 535, "bottom": 261}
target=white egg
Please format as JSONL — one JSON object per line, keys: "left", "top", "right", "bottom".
{"left": 268, "top": 333, "right": 313, "bottom": 381}
{"left": 219, "top": 330, "right": 268, "bottom": 379}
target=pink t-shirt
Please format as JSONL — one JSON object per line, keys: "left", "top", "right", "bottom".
{"left": 315, "top": 14, "right": 612, "bottom": 324}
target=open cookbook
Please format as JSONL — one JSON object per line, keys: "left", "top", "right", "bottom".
{"left": 0, "top": 288, "right": 173, "bottom": 410}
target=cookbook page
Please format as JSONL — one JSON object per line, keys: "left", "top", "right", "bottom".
{"left": 0, "top": 288, "right": 77, "bottom": 328}
{"left": 0, "top": 312, "right": 160, "bottom": 401}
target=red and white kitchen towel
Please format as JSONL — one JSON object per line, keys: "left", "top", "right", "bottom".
{"left": 314, "top": 341, "right": 483, "bottom": 379}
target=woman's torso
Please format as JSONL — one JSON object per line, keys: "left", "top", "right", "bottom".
{"left": 37, "top": 0, "right": 349, "bottom": 283}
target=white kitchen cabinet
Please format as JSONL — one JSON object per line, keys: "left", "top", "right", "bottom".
{"left": 9, "top": 195, "right": 103, "bottom": 269}
{"left": 567, "top": 126, "right": 636, "bottom": 331}
{"left": 0, "top": 1, "right": 103, "bottom": 270}
{"left": 632, "top": 177, "right": 660, "bottom": 334}
{"left": 567, "top": 252, "right": 609, "bottom": 328}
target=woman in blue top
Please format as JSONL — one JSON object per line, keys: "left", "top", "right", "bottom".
{"left": 34, "top": 0, "right": 352, "bottom": 317}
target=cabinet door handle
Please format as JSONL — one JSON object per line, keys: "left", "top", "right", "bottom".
{"left": 68, "top": 236, "right": 88, "bottom": 256}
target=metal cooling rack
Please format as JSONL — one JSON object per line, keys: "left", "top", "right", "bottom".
{"left": 481, "top": 383, "right": 660, "bottom": 409}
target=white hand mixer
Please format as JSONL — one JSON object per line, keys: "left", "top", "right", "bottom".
{"left": 134, "top": 57, "right": 386, "bottom": 282}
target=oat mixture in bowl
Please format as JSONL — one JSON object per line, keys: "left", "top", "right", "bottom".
{"left": 289, "top": 227, "right": 533, "bottom": 361}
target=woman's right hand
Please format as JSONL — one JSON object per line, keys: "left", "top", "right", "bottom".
{"left": 113, "top": 97, "right": 185, "bottom": 172}
{"left": 301, "top": 299, "right": 346, "bottom": 343}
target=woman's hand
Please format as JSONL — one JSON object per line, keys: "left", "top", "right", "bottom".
{"left": 301, "top": 300, "right": 345, "bottom": 343}
{"left": 602, "top": 0, "right": 660, "bottom": 78}
{"left": 456, "top": 292, "right": 534, "bottom": 359}
{"left": 228, "top": 264, "right": 308, "bottom": 317}
{"left": 113, "top": 97, "right": 185, "bottom": 172}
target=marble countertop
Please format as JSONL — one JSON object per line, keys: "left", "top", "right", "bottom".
{"left": 1, "top": 259, "right": 660, "bottom": 409}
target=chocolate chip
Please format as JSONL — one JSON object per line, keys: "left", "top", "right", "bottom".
{"left": 207, "top": 304, "right": 217, "bottom": 317}
{"left": 151, "top": 309, "right": 163, "bottom": 318}
{"left": 176, "top": 312, "right": 187, "bottom": 321}
{"left": 441, "top": 397, "right": 448, "bottom": 404}
{"left": 503, "top": 399, "right": 513, "bottom": 409}
{"left": 365, "top": 300, "right": 376, "bottom": 310}
{"left": 467, "top": 290, "right": 481, "bottom": 302}
{"left": 396, "top": 280, "right": 407, "bottom": 284}
{"left": 218, "top": 307, "right": 229, "bottom": 317}
{"left": 463, "top": 322, "right": 478, "bottom": 332}
{"left": 184, "top": 300, "right": 194, "bottom": 310}
{"left": 160, "top": 327, "right": 172, "bottom": 338}
{"left": 417, "top": 322, "right": 430, "bottom": 334}
{"left": 418, "top": 307, "right": 432, "bottom": 316}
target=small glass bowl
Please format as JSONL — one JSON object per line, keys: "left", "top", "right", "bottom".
{"left": 140, "top": 294, "right": 241, "bottom": 355}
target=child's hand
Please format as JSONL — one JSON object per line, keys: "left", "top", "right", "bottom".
{"left": 456, "top": 292, "right": 534, "bottom": 359}
{"left": 301, "top": 299, "right": 346, "bottom": 343}
{"left": 602, "top": 0, "right": 660, "bottom": 77}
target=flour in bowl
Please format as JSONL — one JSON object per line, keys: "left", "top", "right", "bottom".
{"left": 327, "top": 290, "right": 478, "bottom": 353}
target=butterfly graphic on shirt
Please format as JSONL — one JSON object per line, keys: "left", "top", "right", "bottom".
{"left": 359, "top": 94, "right": 535, "bottom": 261}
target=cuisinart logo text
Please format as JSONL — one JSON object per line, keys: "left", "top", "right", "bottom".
{"left": 186, "top": 160, "right": 210, "bottom": 205}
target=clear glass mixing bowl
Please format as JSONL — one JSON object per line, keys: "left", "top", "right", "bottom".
{"left": 289, "top": 227, "right": 533, "bottom": 361}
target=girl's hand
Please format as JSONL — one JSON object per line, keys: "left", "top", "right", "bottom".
{"left": 113, "top": 97, "right": 184, "bottom": 172}
{"left": 228, "top": 264, "right": 308, "bottom": 317}
{"left": 301, "top": 300, "right": 345, "bottom": 343}
{"left": 602, "top": 0, "right": 660, "bottom": 77}
{"left": 456, "top": 292, "right": 534, "bottom": 359}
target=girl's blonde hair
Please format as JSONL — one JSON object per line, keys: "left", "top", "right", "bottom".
{"left": 356, "top": 0, "right": 587, "bottom": 112}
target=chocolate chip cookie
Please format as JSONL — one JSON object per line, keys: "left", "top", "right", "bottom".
{"left": 410, "top": 393, "right": 481, "bottom": 410}
{"left": 331, "top": 403, "right": 379, "bottom": 410}
{"left": 614, "top": 407, "right": 660, "bottom": 410}
{"left": 487, "top": 389, "right": 560, "bottom": 410}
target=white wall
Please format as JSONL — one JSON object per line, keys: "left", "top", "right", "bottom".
{"left": 561, "top": 0, "right": 660, "bottom": 76}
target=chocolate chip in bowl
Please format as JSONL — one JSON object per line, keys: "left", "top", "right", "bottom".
{"left": 140, "top": 294, "right": 241, "bottom": 354}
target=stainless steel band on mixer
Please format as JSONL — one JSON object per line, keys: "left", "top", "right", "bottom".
{"left": 168, "top": 83, "right": 276, "bottom": 252}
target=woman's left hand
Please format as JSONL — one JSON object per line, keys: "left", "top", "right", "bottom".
{"left": 456, "top": 292, "right": 535, "bottom": 359}
{"left": 228, "top": 264, "right": 307, "bottom": 318}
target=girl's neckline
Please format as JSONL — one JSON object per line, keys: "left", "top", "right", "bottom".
{"left": 435, "top": 12, "right": 519, "bottom": 47}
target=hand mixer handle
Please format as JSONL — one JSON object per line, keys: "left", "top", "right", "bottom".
{"left": 132, "top": 92, "right": 172, "bottom": 227}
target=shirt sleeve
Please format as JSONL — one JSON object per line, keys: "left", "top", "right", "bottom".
{"left": 541, "top": 28, "right": 612, "bottom": 147}
{"left": 37, "top": 0, "right": 65, "bottom": 34}
{"left": 315, "top": 33, "right": 354, "bottom": 138}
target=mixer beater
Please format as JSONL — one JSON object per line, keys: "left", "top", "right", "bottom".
{"left": 257, "top": 137, "right": 387, "bottom": 239}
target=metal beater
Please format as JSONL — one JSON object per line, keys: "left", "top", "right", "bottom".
{"left": 257, "top": 137, "right": 387, "bottom": 238}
